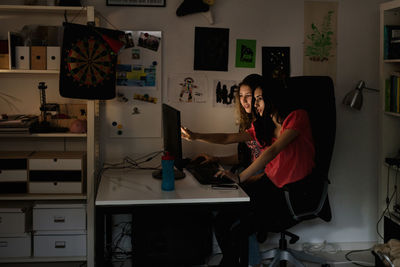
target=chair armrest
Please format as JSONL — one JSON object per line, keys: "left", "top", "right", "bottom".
{"left": 284, "top": 179, "right": 329, "bottom": 221}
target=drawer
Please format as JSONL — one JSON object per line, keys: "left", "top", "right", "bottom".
{"left": 0, "top": 158, "right": 27, "bottom": 170}
{"left": 29, "top": 170, "right": 81, "bottom": 182}
{"left": 29, "top": 182, "right": 82, "bottom": 194}
{"left": 29, "top": 158, "right": 82, "bottom": 170}
{"left": 33, "top": 206, "right": 86, "bottom": 231}
{"left": 0, "top": 170, "right": 27, "bottom": 182}
{"left": 0, "top": 208, "right": 26, "bottom": 235}
{"left": 33, "top": 234, "right": 86, "bottom": 257}
{"left": 0, "top": 182, "right": 27, "bottom": 194}
{"left": 0, "top": 234, "right": 31, "bottom": 258}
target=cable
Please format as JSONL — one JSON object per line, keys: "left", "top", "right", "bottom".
{"left": 343, "top": 249, "right": 375, "bottom": 267}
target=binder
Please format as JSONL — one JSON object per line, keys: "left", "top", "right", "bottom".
{"left": 30, "top": 46, "right": 46, "bottom": 70}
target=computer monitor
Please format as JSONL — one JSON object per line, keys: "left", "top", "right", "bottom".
{"left": 152, "top": 104, "right": 185, "bottom": 179}
{"left": 162, "top": 103, "right": 182, "bottom": 161}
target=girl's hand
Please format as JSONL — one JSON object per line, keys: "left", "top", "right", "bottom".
{"left": 193, "top": 153, "right": 217, "bottom": 164}
{"left": 181, "top": 126, "right": 197, "bottom": 141}
{"left": 214, "top": 169, "right": 240, "bottom": 184}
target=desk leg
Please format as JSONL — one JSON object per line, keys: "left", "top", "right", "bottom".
{"left": 95, "top": 207, "right": 105, "bottom": 267}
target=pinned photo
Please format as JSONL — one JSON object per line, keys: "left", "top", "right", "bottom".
{"left": 138, "top": 32, "right": 161, "bottom": 52}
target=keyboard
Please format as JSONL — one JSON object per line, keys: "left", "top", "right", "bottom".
{"left": 185, "top": 161, "right": 235, "bottom": 185}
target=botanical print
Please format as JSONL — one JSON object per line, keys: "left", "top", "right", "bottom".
{"left": 304, "top": 1, "right": 338, "bottom": 82}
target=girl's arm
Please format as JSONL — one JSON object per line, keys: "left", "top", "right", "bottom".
{"left": 181, "top": 126, "right": 251, "bottom": 144}
{"left": 239, "top": 128, "right": 299, "bottom": 183}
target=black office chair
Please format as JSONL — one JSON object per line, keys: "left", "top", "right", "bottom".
{"left": 259, "top": 76, "right": 336, "bottom": 267}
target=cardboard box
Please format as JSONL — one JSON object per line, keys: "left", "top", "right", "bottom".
{"left": 30, "top": 46, "right": 46, "bottom": 70}
{"left": 15, "top": 46, "right": 30, "bottom": 70}
{"left": 46, "top": 46, "right": 60, "bottom": 70}
{"left": 0, "top": 54, "right": 9, "bottom": 69}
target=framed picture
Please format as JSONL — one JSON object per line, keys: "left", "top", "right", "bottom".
{"left": 106, "top": 0, "right": 166, "bottom": 7}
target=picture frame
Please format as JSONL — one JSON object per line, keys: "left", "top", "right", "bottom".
{"left": 106, "top": 0, "right": 166, "bottom": 7}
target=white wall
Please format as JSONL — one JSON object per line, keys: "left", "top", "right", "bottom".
{"left": 88, "top": 0, "right": 384, "bottom": 248}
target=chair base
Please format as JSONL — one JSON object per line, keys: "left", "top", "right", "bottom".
{"left": 261, "top": 247, "right": 328, "bottom": 267}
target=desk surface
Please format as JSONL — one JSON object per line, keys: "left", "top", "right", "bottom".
{"left": 96, "top": 168, "right": 250, "bottom": 206}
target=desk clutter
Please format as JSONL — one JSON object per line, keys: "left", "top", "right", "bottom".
{"left": 0, "top": 151, "right": 86, "bottom": 195}
{"left": 0, "top": 202, "right": 87, "bottom": 258}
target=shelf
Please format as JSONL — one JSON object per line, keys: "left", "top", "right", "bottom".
{"left": 384, "top": 111, "right": 400, "bottom": 117}
{"left": 0, "top": 69, "right": 59, "bottom": 74}
{"left": 0, "top": 256, "right": 86, "bottom": 263}
{"left": 0, "top": 133, "right": 87, "bottom": 138}
{"left": 0, "top": 5, "right": 88, "bottom": 13}
{"left": 0, "top": 194, "right": 87, "bottom": 200}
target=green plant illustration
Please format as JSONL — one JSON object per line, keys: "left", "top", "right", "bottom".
{"left": 305, "top": 10, "right": 334, "bottom": 62}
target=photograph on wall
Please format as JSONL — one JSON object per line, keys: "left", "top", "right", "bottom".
{"left": 194, "top": 27, "right": 229, "bottom": 71}
{"left": 138, "top": 32, "right": 161, "bottom": 52}
{"left": 168, "top": 73, "right": 207, "bottom": 103}
{"left": 262, "top": 46, "right": 290, "bottom": 82}
{"left": 213, "top": 79, "right": 239, "bottom": 108}
{"left": 235, "top": 39, "right": 256, "bottom": 68}
{"left": 304, "top": 1, "right": 338, "bottom": 82}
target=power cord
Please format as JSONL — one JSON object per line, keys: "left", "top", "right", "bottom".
{"left": 343, "top": 249, "right": 375, "bottom": 267}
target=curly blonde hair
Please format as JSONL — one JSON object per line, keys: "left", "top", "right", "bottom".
{"left": 234, "top": 74, "right": 263, "bottom": 132}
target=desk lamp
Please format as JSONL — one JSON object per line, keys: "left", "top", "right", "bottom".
{"left": 342, "top": 80, "right": 379, "bottom": 110}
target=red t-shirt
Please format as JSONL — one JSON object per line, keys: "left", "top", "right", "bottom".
{"left": 246, "top": 109, "right": 315, "bottom": 188}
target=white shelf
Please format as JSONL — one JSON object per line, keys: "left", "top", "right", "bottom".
{"left": 384, "top": 59, "right": 400, "bottom": 63}
{"left": 384, "top": 111, "right": 400, "bottom": 117}
{"left": 0, "top": 133, "right": 87, "bottom": 138}
{"left": 0, "top": 5, "right": 88, "bottom": 13}
{"left": 0, "top": 194, "right": 87, "bottom": 200}
{"left": 0, "top": 69, "right": 59, "bottom": 74}
{"left": 0, "top": 256, "right": 86, "bottom": 263}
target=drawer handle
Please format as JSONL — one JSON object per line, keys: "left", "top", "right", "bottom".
{"left": 55, "top": 241, "right": 66, "bottom": 248}
{"left": 54, "top": 216, "right": 65, "bottom": 223}
{"left": 0, "top": 241, "right": 8, "bottom": 248}
{"left": 53, "top": 158, "right": 58, "bottom": 162}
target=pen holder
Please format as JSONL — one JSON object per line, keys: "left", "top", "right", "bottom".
{"left": 161, "top": 152, "right": 175, "bottom": 191}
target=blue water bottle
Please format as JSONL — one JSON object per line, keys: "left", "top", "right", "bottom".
{"left": 161, "top": 152, "right": 175, "bottom": 191}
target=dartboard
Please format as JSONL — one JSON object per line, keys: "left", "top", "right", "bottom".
{"left": 65, "top": 37, "right": 115, "bottom": 87}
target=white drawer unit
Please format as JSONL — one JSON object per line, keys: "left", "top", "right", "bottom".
{"left": 0, "top": 233, "right": 31, "bottom": 258}
{"left": 29, "top": 182, "right": 82, "bottom": 194}
{"left": 34, "top": 231, "right": 86, "bottom": 257}
{"left": 0, "top": 207, "right": 28, "bottom": 235}
{"left": 33, "top": 204, "right": 86, "bottom": 231}
{"left": 28, "top": 151, "right": 86, "bottom": 194}
{"left": 0, "top": 151, "right": 31, "bottom": 194}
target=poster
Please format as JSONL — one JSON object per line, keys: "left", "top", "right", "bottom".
{"left": 213, "top": 79, "right": 239, "bottom": 108}
{"left": 262, "top": 46, "right": 290, "bottom": 82}
{"left": 235, "top": 39, "right": 256, "bottom": 68}
{"left": 168, "top": 73, "right": 207, "bottom": 103}
{"left": 194, "top": 27, "right": 229, "bottom": 71}
{"left": 303, "top": 1, "right": 338, "bottom": 82}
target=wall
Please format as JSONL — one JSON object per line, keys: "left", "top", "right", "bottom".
{"left": 88, "top": 0, "right": 383, "bottom": 248}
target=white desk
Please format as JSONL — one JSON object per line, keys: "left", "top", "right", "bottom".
{"left": 95, "top": 168, "right": 250, "bottom": 267}
{"left": 96, "top": 168, "right": 249, "bottom": 206}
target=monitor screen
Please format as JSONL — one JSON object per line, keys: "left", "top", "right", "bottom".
{"left": 162, "top": 104, "right": 182, "bottom": 161}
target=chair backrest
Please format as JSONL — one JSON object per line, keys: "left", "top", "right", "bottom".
{"left": 285, "top": 76, "right": 336, "bottom": 222}
{"left": 288, "top": 76, "right": 336, "bottom": 177}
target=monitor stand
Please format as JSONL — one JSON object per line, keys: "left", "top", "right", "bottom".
{"left": 152, "top": 169, "right": 186, "bottom": 180}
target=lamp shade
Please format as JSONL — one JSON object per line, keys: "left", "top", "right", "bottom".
{"left": 342, "top": 80, "right": 378, "bottom": 110}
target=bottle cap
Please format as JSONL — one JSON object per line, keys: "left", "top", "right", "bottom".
{"left": 162, "top": 151, "right": 175, "bottom": 160}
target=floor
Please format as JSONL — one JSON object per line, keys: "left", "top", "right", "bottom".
{"left": 206, "top": 249, "right": 376, "bottom": 267}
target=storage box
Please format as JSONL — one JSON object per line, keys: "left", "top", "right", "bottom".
{"left": 46, "top": 46, "right": 60, "bottom": 70}
{"left": 0, "top": 207, "right": 29, "bottom": 235}
{"left": 33, "top": 231, "right": 86, "bottom": 257}
{"left": 0, "top": 54, "right": 8, "bottom": 69}
{"left": 0, "top": 233, "right": 31, "bottom": 257}
{"left": 15, "top": 46, "right": 30, "bottom": 70}
{"left": 33, "top": 203, "right": 86, "bottom": 231}
{"left": 30, "top": 46, "right": 46, "bottom": 70}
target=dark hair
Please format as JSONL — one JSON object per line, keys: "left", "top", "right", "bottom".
{"left": 235, "top": 74, "right": 264, "bottom": 132}
{"left": 254, "top": 78, "right": 294, "bottom": 147}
